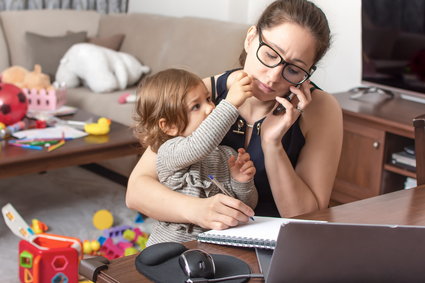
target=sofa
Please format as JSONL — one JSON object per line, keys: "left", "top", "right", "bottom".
{"left": 0, "top": 9, "right": 249, "bottom": 176}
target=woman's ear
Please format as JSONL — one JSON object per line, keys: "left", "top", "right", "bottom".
{"left": 159, "top": 118, "right": 179, "bottom": 136}
{"left": 244, "top": 25, "right": 257, "bottom": 52}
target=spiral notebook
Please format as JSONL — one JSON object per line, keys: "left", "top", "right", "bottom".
{"left": 197, "top": 216, "right": 325, "bottom": 249}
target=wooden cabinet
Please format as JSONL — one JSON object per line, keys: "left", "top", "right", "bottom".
{"left": 331, "top": 92, "right": 425, "bottom": 204}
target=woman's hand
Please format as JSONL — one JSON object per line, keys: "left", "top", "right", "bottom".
{"left": 261, "top": 81, "right": 313, "bottom": 145}
{"left": 190, "top": 194, "right": 255, "bottom": 230}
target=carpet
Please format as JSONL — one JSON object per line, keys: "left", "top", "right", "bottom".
{"left": 0, "top": 165, "right": 154, "bottom": 283}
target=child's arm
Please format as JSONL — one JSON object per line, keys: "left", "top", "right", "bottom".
{"left": 159, "top": 73, "right": 252, "bottom": 171}
{"left": 228, "top": 148, "right": 258, "bottom": 209}
{"left": 158, "top": 100, "right": 238, "bottom": 170}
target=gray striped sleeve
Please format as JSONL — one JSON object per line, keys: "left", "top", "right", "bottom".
{"left": 158, "top": 100, "right": 238, "bottom": 171}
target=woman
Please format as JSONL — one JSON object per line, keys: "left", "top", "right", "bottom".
{"left": 127, "top": 0, "right": 342, "bottom": 229}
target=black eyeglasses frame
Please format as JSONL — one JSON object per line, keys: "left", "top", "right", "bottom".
{"left": 256, "top": 27, "right": 316, "bottom": 85}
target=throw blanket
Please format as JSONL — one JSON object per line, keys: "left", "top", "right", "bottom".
{"left": 56, "top": 43, "right": 150, "bottom": 93}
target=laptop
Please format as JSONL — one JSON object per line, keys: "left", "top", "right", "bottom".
{"left": 256, "top": 221, "right": 425, "bottom": 283}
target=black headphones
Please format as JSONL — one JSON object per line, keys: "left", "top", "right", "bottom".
{"left": 135, "top": 242, "right": 264, "bottom": 283}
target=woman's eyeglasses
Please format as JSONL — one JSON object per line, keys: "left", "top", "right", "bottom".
{"left": 256, "top": 28, "right": 316, "bottom": 85}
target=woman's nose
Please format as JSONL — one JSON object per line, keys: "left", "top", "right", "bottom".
{"left": 268, "top": 64, "right": 284, "bottom": 82}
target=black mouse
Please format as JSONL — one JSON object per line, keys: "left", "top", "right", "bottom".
{"left": 178, "top": 249, "right": 216, "bottom": 279}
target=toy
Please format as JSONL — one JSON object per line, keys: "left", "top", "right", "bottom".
{"left": 23, "top": 64, "right": 51, "bottom": 90}
{"left": 2, "top": 65, "right": 67, "bottom": 111}
{"left": 2, "top": 64, "right": 51, "bottom": 90}
{"left": 0, "top": 83, "right": 28, "bottom": 125}
{"left": 56, "top": 43, "right": 150, "bottom": 93}
{"left": 1, "top": 65, "right": 28, "bottom": 88}
{"left": 0, "top": 120, "right": 26, "bottom": 140}
{"left": 31, "top": 219, "right": 49, "bottom": 234}
{"left": 118, "top": 92, "right": 136, "bottom": 104}
{"left": 2, "top": 203, "right": 82, "bottom": 283}
{"left": 84, "top": 117, "right": 111, "bottom": 135}
{"left": 92, "top": 209, "right": 114, "bottom": 230}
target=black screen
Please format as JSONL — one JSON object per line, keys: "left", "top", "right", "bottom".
{"left": 362, "top": 0, "right": 425, "bottom": 99}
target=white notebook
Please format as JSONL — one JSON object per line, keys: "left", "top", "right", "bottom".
{"left": 197, "top": 216, "right": 325, "bottom": 249}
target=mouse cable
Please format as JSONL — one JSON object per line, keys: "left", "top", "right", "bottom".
{"left": 186, "top": 273, "right": 264, "bottom": 283}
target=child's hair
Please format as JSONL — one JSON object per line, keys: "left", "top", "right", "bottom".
{"left": 133, "top": 68, "right": 203, "bottom": 152}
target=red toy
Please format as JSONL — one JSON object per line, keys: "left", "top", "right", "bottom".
{"left": 18, "top": 233, "right": 82, "bottom": 283}
{"left": 0, "top": 83, "right": 28, "bottom": 125}
{"left": 2, "top": 203, "right": 82, "bottom": 283}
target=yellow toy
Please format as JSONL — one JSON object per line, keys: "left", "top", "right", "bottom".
{"left": 84, "top": 117, "right": 111, "bottom": 135}
{"left": 92, "top": 209, "right": 114, "bottom": 230}
{"left": 1, "top": 64, "right": 52, "bottom": 90}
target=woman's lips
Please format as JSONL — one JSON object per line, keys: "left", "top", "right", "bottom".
{"left": 256, "top": 79, "right": 275, "bottom": 94}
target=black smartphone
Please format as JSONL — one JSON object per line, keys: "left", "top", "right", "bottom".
{"left": 272, "top": 92, "right": 295, "bottom": 115}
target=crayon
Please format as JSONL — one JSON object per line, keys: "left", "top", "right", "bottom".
{"left": 8, "top": 142, "right": 43, "bottom": 150}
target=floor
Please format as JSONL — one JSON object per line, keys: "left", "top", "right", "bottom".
{"left": 0, "top": 165, "right": 154, "bottom": 283}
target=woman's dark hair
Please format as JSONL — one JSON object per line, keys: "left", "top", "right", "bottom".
{"left": 239, "top": 0, "right": 331, "bottom": 67}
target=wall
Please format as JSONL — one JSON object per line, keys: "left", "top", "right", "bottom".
{"left": 128, "top": 0, "right": 361, "bottom": 94}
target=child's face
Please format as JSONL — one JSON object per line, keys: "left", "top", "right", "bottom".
{"left": 181, "top": 83, "right": 215, "bottom": 137}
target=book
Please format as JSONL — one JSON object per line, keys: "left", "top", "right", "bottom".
{"left": 197, "top": 216, "right": 325, "bottom": 249}
{"left": 391, "top": 151, "right": 416, "bottom": 171}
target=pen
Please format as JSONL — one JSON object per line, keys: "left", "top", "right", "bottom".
{"left": 208, "top": 175, "right": 255, "bottom": 221}
{"left": 8, "top": 142, "right": 43, "bottom": 150}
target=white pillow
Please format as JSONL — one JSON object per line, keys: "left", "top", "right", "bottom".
{"left": 56, "top": 43, "right": 150, "bottom": 93}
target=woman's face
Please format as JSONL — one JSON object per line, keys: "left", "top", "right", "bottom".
{"left": 243, "top": 22, "right": 317, "bottom": 102}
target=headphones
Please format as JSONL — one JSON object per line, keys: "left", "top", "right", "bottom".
{"left": 135, "top": 242, "right": 264, "bottom": 283}
{"left": 179, "top": 249, "right": 263, "bottom": 283}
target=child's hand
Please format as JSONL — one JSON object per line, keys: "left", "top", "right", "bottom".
{"left": 228, "top": 148, "right": 256, "bottom": 183}
{"left": 226, "top": 71, "right": 252, "bottom": 108}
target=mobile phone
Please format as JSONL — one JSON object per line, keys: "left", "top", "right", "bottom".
{"left": 272, "top": 85, "right": 299, "bottom": 115}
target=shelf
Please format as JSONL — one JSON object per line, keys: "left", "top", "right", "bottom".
{"left": 384, "top": 164, "right": 416, "bottom": 179}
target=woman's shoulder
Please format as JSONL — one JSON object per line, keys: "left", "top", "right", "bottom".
{"left": 301, "top": 88, "right": 342, "bottom": 132}
{"left": 203, "top": 69, "right": 243, "bottom": 94}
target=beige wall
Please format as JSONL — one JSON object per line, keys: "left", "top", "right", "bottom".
{"left": 128, "top": 0, "right": 361, "bottom": 94}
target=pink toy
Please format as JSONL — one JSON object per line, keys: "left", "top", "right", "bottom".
{"left": 118, "top": 92, "right": 136, "bottom": 104}
{"left": 0, "top": 83, "right": 28, "bottom": 125}
{"left": 23, "top": 86, "right": 67, "bottom": 111}
{"left": 99, "top": 238, "right": 124, "bottom": 260}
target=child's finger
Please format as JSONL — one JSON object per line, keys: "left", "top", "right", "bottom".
{"left": 228, "top": 155, "right": 236, "bottom": 167}
{"left": 239, "top": 160, "right": 255, "bottom": 172}
{"left": 242, "top": 167, "right": 256, "bottom": 177}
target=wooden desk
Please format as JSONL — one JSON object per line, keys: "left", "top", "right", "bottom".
{"left": 93, "top": 185, "right": 425, "bottom": 283}
{"left": 0, "top": 110, "right": 140, "bottom": 178}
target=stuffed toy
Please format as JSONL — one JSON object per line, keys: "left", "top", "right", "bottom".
{"left": 1, "top": 64, "right": 52, "bottom": 90}
{"left": 23, "top": 64, "right": 52, "bottom": 90}
{"left": 56, "top": 43, "right": 150, "bottom": 93}
{"left": 1, "top": 65, "right": 29, "bottom": 88}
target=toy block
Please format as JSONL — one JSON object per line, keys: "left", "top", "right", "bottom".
{"left": 102, "top": 225, "right": 132, "bottom": 239}
{"left": 99, "top": 238, "right": 123, "bottom": 260}
{"left": 23, "top": 86, "right": 67, "bottom": 111}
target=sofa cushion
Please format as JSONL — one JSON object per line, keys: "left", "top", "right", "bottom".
{"left": 26, "top": 31, "right": 87, "bottom": 80}
{"left": 66, "top": 86, "right": 138, "bottom": 127}
{"left": 0, "top": 10, "right": 100, "bottom": 70}
{"left": 0, "top": 19, "right": 9, "bottom": 71}
{"left": 160, "top": 16, "right": 248, "bottom": 78}
{"left": 97, "top": 13, "right": 178, "bottom": 74}
{"left": 88, "top": 33, "right": 125, "bottom": 51}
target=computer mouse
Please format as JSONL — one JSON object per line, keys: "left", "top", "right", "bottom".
{"left": 179, "top": 249, "right": 216, "bottom": 279}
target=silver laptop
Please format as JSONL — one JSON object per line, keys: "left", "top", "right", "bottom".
{"left": 256, "top": 221, "right": 425, "bottom": 283}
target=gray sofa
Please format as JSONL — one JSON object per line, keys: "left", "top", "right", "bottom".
{"left": 0, "top": 9, "right": 248, "bottom": 176}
